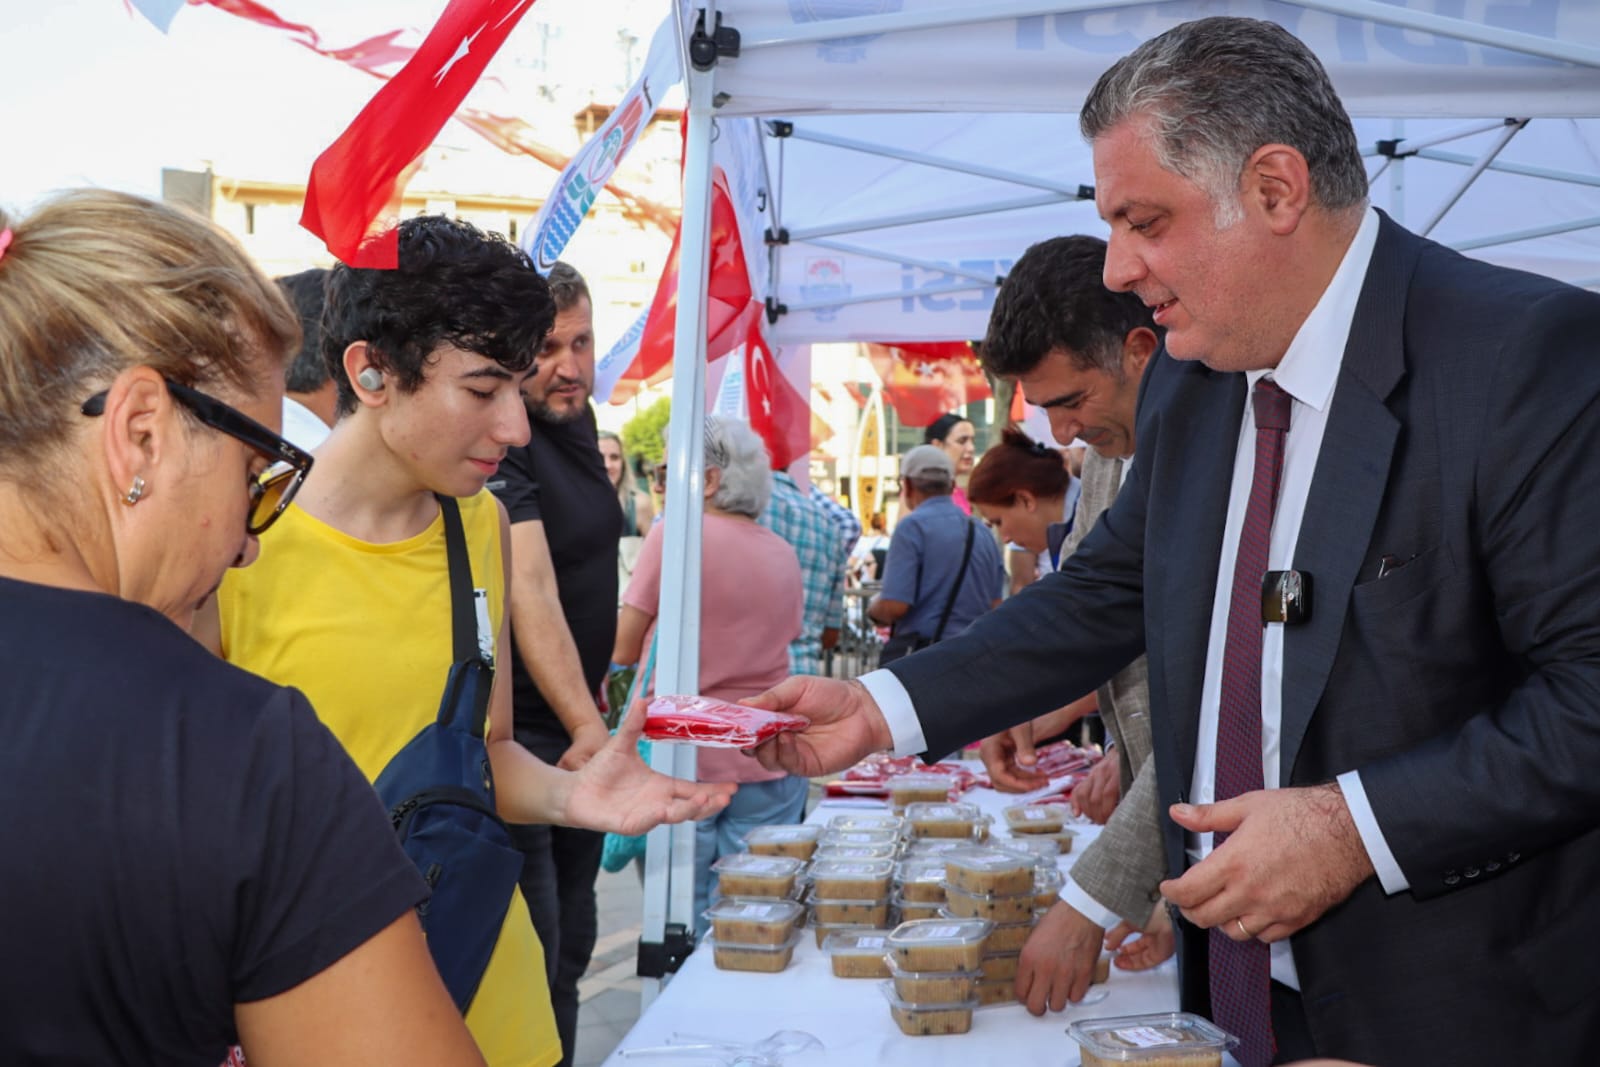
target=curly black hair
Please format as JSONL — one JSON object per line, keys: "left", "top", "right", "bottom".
{"left": 982, "top": 235, "right": 1158, "bottom": 380}
{"left": 321, "top": 216, "right": 554, "bottom": 414}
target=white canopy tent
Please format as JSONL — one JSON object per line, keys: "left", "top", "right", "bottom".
{"left": 638, "top": 0, "right": 1600, "bottom": 998}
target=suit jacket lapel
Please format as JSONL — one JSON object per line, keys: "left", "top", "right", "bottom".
{"left": 1157, "top": 367, "right": 1247, "bottom": 795}
{"left": 1279, "top": 214, "right": 1417, "bottom": 781}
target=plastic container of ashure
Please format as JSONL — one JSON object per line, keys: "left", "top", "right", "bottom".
{"left": 942, "top": 846, "right": 1037, "bottom": 896}
{"left": 711, "top": 853, "right": 805, "bottom": 899}
{"left": 942, "top": 881, "right": 1038, "bottom": 924}
{"left": 1033, "top": 865, "right": 1065, "bottom": 908}
{"left": 706, "top": 929, "right": 803, "bottom": 973}
{"left": 888, "top": 773, "right": 956, "bottom": 811}
{"left": 1002, "top": 802, "right": 1072, "bottom": 834}
{"left": 996, "top": 834, "right": 1063, "bottom": 859}
{"left": 703, "top": 898, "right": 807, "bottom": 946}
{"left": 884, "top": 917, "right": 992, "bottom": 973}
{"left": 886, "top": 954, "right": 981, "bottom": 1005}
{"left": 893, "top": 856, "right": 949, "bottom": 903}
{"left": 983, "top": 916, "right": 1037, "bottom": 953}
{"left": 810, "top": 896, "right": 892, "bottom": 926}
{"left": 828, "top": 812, "right": 908, "bottom": 837}
{"left": 878, "top": 981, "right": 977, "bottom": 1036}
{"left": 809, "top": 857, "right": 895, "bottom": 900}
{"left": 892, "top": 891, "right": 944, "bottom": 922}
{"left": 741, "top": 823, "right": 821, "bottom": 860}
{"left": 1067, "top": 1012, "right": 1239, "bottom": 1066}
{"left": 822, "top": 929, "right": 893, "bottom": 978}
{"left": 904, "top": 801, "right": 983, "bottom": 840}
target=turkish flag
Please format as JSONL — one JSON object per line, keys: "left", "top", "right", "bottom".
{"left": 865, "top": 342, "right": 992, "bottom": 428}
{"left": 621, "top": 167, "right": 751, "bottom": 391}
{"left": 299, "top": 0, "right": 540, "bottom": 266}
{"left": 742, "top": 311, "right": 812, "bottom": 471}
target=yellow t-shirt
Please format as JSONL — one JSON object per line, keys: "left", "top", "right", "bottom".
{"left": 219, "top": 491, "right": 560, "bottom": 1067}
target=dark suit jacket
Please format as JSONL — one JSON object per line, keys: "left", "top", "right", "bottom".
{"left": 891, "top": 213, "right": 1600, "bottom": 1065}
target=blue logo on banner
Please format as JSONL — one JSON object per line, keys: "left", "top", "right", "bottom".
{"left": 787, "top": 0, "right": 904, "bottom": 62}
{"left": 801, "top": 257, "right": 851, "bottom": 322}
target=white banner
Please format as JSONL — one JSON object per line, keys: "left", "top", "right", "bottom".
{"left": 522, "top": 17, "right": 680, "bottom": 272}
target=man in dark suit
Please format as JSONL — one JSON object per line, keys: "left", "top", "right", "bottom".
{"left": 749, "top": 16, "right": 1600, "bottom": 1067}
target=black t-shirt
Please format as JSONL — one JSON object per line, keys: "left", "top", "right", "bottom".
{"left": 489, "top": 405, "right": 622, "bottom": 758}
{"left": 0, "top": 577, "right": 427, "bottom": 1066}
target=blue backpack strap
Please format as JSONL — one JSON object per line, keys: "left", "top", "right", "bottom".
{"left": 435, "top": 494, "right": 491, "bottom": 737}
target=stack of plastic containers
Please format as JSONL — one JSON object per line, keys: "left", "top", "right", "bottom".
{"left": 705, "top": 853, "right": 807, "bottom": 972}
{"left": 941, "top": 847, "right": 1037, "bottom": 1005}
{"left": 1001, "top": 802, "right": 1078, "bottom": 854}
{"left": 879, "top": 917, "right": 993, "bottom": 1035}
{"left": 807, "top": 857, "right": 895, "bottom": 946}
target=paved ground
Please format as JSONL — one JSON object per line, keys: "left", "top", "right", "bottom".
{"left": 572, "top": 866, "right": 647, "bottom": 1067}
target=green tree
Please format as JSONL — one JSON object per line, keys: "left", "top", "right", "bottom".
{"left": 620, "top": 395, "right": 671, "bottom": 467}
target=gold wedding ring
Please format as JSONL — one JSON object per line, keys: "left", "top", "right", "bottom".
{"left": 1236, "top": 918, "right": 1255, "bottom": 940}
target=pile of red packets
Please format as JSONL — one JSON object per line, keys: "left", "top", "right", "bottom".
{"left": 642, "top": 694, "right": 810, "bottom": 748}
{"left": 823, "top": 752, "right": 985, "bottom": 798}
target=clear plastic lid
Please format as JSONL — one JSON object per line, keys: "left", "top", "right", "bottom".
{"left": 1067, "top": 1013, "right": 1239, "bottom": 1060}
{"left": 814, "top": 843, "right": 900, "bottom": 862}
{"left": 742, "top": 824, "right": 821, "bottom": 847}
{"left": 703, "top": 898, "right": 806, "bottom": 927}
{"left": 1034, "top": 866, "right": 1065, "bottom": 893}
{"left": 1002, "top": 802, "right": 1071, "bottom": 830}
{"left": 887, "top": 773, "right": 956, "bottom": 794}
{"left": 904, "top": 801, "right": 981, "bottom": 824}
{"left": 995, "top": 836, "right": 1061, "bottom": 859}
{"left": 894, "top": 856, "right": 949, "bottom": 887}
{"left": 818, "top": 828, "right": 902, "bottom": 848}
{"left": 702, "top": 928, "right": 804, "bottom": 953}
{"left": 821, "top": 930, "right": 891, "bottom": 957}
{"left": 710, "top": 853, "right": 806, "bottom": 877}
{"left": 942, "top": 846, "right": 1035, "bottom": 878}
{"left": 944, "top": 881, "right": 1035, "bottom": 904}
{"left": 906, "top": 838, "right": 971, "bottom": 856}
{"left": 809, "top": 858, "right": 896, "bottom": 884}
{"left": 827, "top": 813, "right": 908, "bottom": 835}
{"left": 885, "top": 917, "right": 993, "bottom": 951}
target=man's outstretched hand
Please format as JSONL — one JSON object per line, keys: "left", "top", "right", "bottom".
{"left": 743, "top": 676, "right": 894, "bottom": 777}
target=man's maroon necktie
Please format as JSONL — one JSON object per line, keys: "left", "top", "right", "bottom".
{"left": 1210, "top": 377, "right": 1292, "bottom": 1067}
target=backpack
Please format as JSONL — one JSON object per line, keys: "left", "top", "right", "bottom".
{"left": 372, "top": 495, "right": 524, "bottom": 1014}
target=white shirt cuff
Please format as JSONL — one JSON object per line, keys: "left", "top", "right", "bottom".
{"left": 858, "top": 669, "right": 927, "bottom": 758}
{"left": 1060, "top": 874, "right": 1122, "bottom": 930}
{"left": 1337, "top": 770, "right": 1410, "bottom": 894}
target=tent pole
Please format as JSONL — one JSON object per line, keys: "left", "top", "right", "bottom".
{"left": 639, "top": 0, "right": 721, "bottom": 1008}
{"left": 1420, "top": 120, "right": 1527, "bottom": 237}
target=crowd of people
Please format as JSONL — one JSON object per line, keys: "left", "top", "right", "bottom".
{"left": 4, "top": 12, "right": 1595, "bottom": 1067}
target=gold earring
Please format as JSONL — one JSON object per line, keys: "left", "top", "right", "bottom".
{"left": 123, "top": 475, "right": 146, "bottom": 506}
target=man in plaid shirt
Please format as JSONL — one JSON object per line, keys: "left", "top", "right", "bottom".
{"left": 761, "top": 471, "right": 855, "bottom": 675}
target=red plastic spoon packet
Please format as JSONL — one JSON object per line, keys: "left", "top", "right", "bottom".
{"left": 643, "top": 694, "right": 810, "bottom": 748}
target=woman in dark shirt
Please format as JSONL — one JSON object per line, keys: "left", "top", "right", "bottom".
{"left": 0, "top": 191, "right": 485, "bottom": 1066}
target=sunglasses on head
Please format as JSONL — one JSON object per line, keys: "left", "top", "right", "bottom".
{"left": 81, "top": 376, "right": 314, "bottom": 536}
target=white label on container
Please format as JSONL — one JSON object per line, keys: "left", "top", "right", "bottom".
{"left": 922, "top": 924, "right": 963, "bottom": 939}
{"left": 731, "top": 904, "right": 778, "bottom": 918}
{"left": 737, "top": 858, "right": 787, "bottom": 873}
{"left": 1019, "top": 808, "right": 1048, "bottom": 820}
{"left": 855, "top": 936, "right": 886, "bottom": 949}
{"left": 1112, "top": 1027, "right": 1180, "bottom": 1049}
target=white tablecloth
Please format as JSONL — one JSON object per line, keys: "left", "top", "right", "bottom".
{"left": 604, "top": 766, "right": 1241, "bottom": 1066}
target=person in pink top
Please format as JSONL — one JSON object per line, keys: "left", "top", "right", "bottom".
{"left": 613, "top": 415, "right": 805, "bottom": 933}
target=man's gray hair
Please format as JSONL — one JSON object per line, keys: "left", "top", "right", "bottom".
{"left": 1080, "top": 17, "right": 1368, "bottom": 226}
{"left": 704, "top": 414, "right": 773, "bottom": 518}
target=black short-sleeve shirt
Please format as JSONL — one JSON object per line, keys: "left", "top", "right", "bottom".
{"left": 0, "top": 577, "right": 427, "bottom": 1066}
{"left": 489, "top": 406, "right": 623, "bottom": 758}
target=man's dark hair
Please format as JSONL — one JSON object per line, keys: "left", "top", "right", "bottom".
{"left": 275, "top": 268, "right": 330, "bottom": 394}
{"left": 546, "top": 260, "right": 590, "bottom": 312}
{"left": 322, "top": 216, "right": 554, "bottom": 414}
{"left": 982, "top": 235, "right": 1157, "bottom": 379}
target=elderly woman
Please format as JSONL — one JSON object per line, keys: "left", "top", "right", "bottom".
{"left": 0, "top": 191, "right": 486, "bottom": 1064}
{"left": 611, "top": 416, "right": 804, "bottom": 932}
